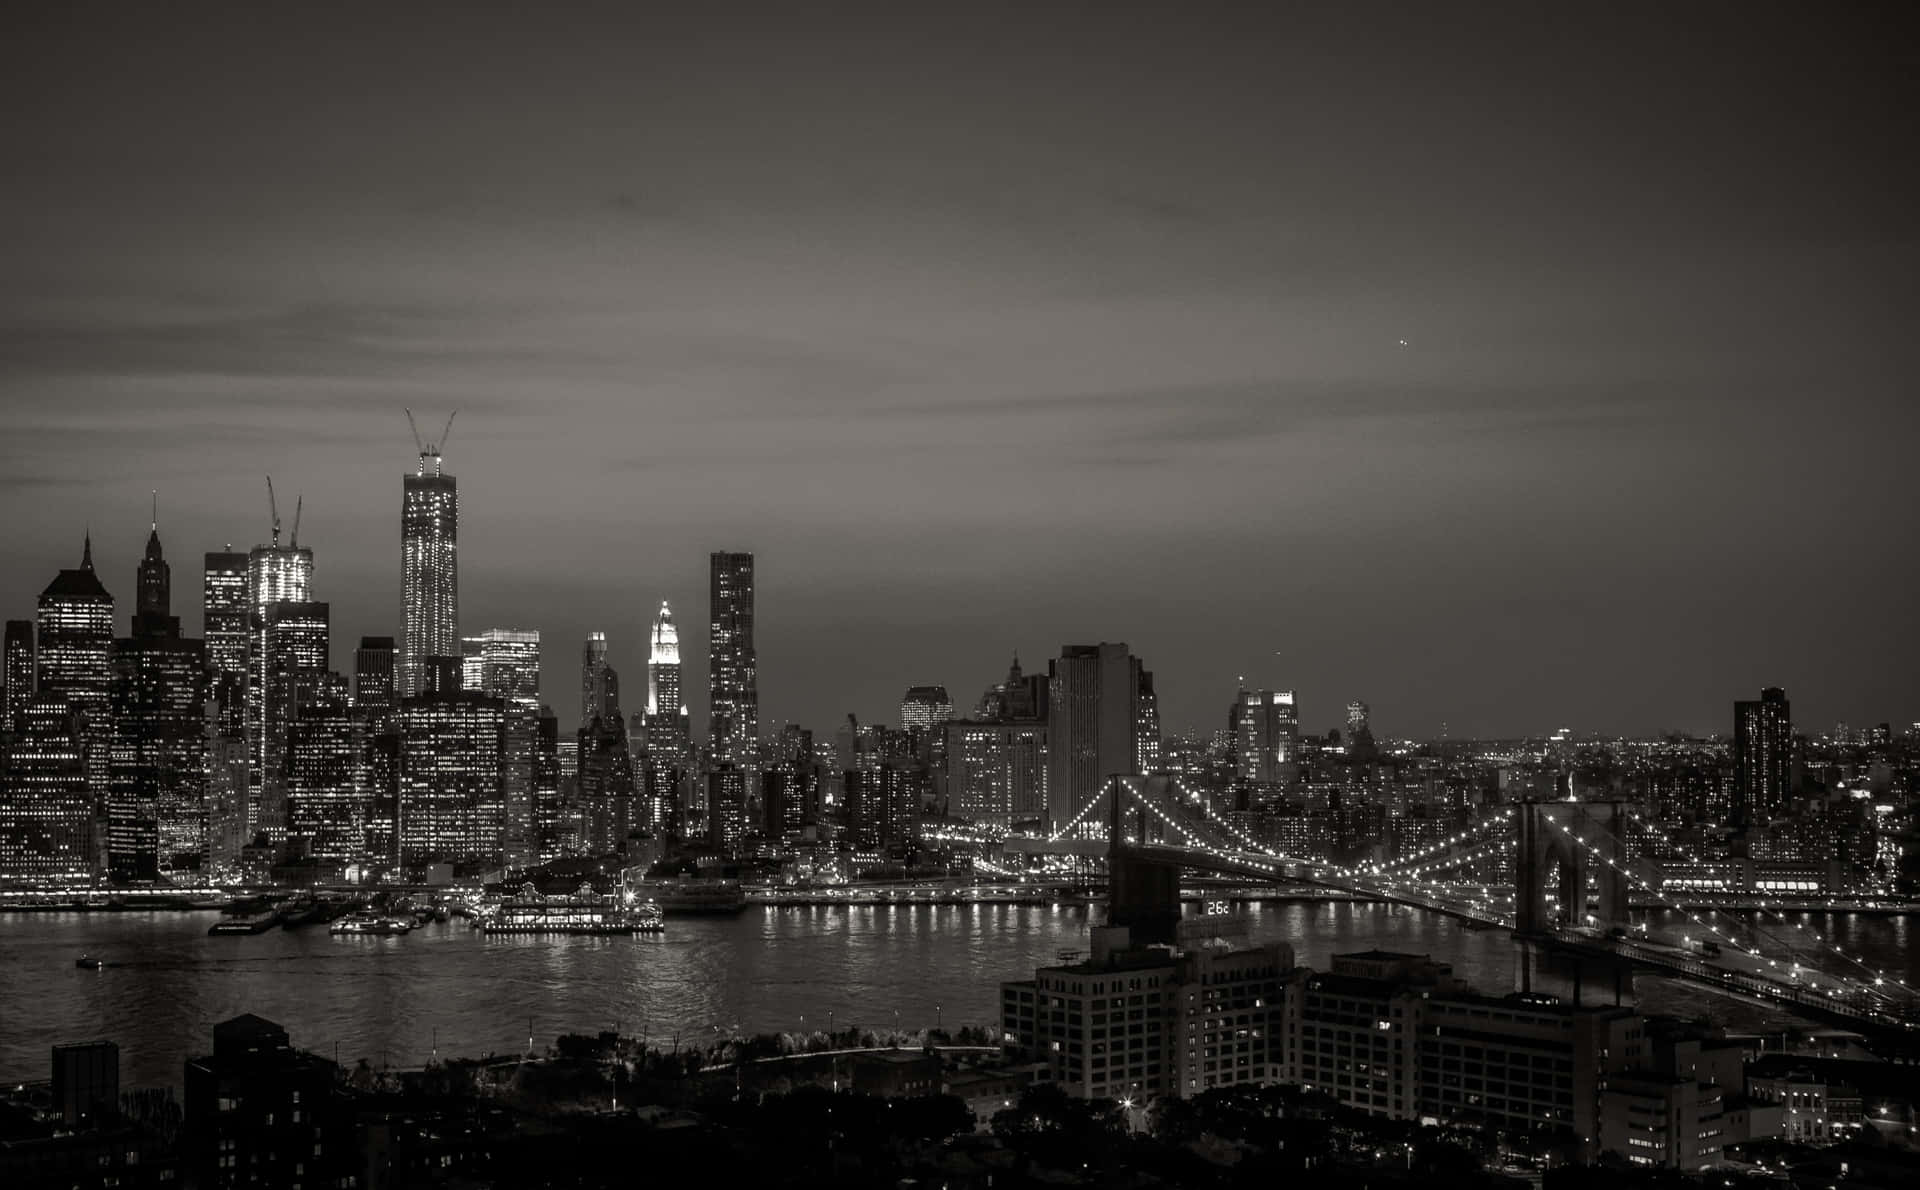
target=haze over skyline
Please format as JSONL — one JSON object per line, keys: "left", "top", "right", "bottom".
{"left": 3, "top": 2, "right": 1915, "bottom": 738}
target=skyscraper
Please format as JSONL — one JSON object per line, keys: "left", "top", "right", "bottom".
{"left": 351, "top": 637, "right": 398, "bottom": 877}
{"left": 201, "top": 549, "right": 249, "bottom": 738}
{"left": 38, "top": 534, "right": 116, "bottom": 855}
{"left": 2, "top": 619, "right": 32, "bottom": 732}
{"left": 647, "top": 602, "right": 680, "bottom": 718}
{"left": 1045, "top": 642, "right": 1155, "bottom": 835}
{"left": 397, "top": 674, "right": 504, "bottom": 870}
{"left": 531, "top": 708, "right": 562, "bottom": 863}
{"left": 352, "top": 637, "right": 397, "bottom": 733}
{"left": 642, "top": 603, "right": 691, "bottom": 799}
{"left": 109, "top": 516, "right": 209, "bottom": 879}
{"left": 1233, "top": 689, "right": 1299, "bottom": 784}
{"left": 468, "top": 629, "right": 540, "bottom": 708}
{"left": 258, "top": 601, "right": 330, "bottom": 844}
{"left": 900, "top": 686, "right": 954, "bottom": 733}
{"left": 246, "top": 520, "right": 313, "bottom": 835}
{"left": 286, "top": 673, "right": 361, "bottom": 871}
{"left": 467, "top": 630, "right": 540, "bottom": 866}
{"left": 580, "top": 632, "right": 612, "bottom": 727}
{"left": 400, "top": 420, "right": 458, "bottom": 698}
{"left": 708, "top": 552, "right": 757, "bottom": 771}
{"left": 1733, "top": 687, "right": 1792, "bottom": 828}
{"left": 0, "top": 698, "right": 92, "bottom": 882}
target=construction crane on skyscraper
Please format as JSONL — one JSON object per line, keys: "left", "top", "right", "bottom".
{"left": 404, "top": 409, "right": 459, "bottom": 461}
{"left": 266, "top": 475, "right": 281, "bottom": 547}
{"left": 290, "top": 494, "right": 303, "bottom": 548}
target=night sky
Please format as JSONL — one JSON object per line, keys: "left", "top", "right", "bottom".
{"left": 2, "top": 2, "right": 1914, "bottom": 739}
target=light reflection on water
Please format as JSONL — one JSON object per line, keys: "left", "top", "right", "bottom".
{"left": 3, "top": 901, "right": 1913, "bottom": 1090}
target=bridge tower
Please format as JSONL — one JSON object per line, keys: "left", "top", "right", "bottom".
{"left": 1105, "top": 776, "right": 1181, "bottom": 946}
{"left": 1514, "top": 800, "right": 1630, "bottom": 935}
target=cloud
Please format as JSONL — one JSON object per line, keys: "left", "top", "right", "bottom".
{"left": 0, "top": 297, "right": 587, "bottom": 389}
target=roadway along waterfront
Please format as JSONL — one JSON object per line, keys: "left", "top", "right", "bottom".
{"left": 4, "top": 900, "right": 1914, "bottom": 1090}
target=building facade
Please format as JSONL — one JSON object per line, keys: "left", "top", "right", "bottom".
{"left": 400, "top": 442, "right": 458, "bottom": 698}
{"left": 1733, "top": 687, "right": 1792, "bottom": 827}
{"left": 708, "top": 552, "right": 757, "bottom": 772}
{"left": 1046, "top": 643, "right": 1155, "bottom": 835}
{"left": 397, "top": 682, "right": 504, "bottom": 870}
{"left": 257, "top": 601, "right": 329, "bottom": 845}
{"left": 37, "top": 536, "right": 116, "bottom": 844}
{"left": 3, "top": 619, "right": 34, "bottom": 732}
{"left": 108, "top": 522, "right": 209, "bottom": 878}
{"left": 0, "top": 698, "right": 92, "bottom": 882}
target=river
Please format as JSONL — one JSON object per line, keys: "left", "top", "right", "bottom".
{"left": 3, "top": 901, "right": 1914, "bottom": 1090}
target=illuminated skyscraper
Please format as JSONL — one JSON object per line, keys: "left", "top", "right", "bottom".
{"left": 1233, "top": 689, "right": 1299, "bottom": 783}
{"left": 246, "top": 520, "right": 313, "bottom": 832}
{"left": 647, "top": 602, "right": 680, "bottom": 718}
{"left": 900, "top": 686, "right": 954, "bottom": 733}
{"left": 400, "top": 418, "right": 458, "bottom": 698}
{"left": 38, "top": 534, "right": 116, "bottom": 848}
{"left": 468, "top": 630, "right": 540, "bottom": 709}
{"left": 466, "top": 629, "right": 539, "bottom": 866}
{"left": 397, "top": 680, "right": 504, "bottom": 870}
{"left": 287, "top": 673, "right": 361, "bottom": 871}
{"left": 1733, "top": 687, "right": 1792, "bottom": 828}
{"left": 708, "top": 552, "right": 757, "bottom": 771}
{"left": 947, "top": 656, "right": 1049, "bottom": 830}
{"left": 201, "top": 549, "right": 248, "bottom": 738}
{"left": 531, "top": 708, "right": 562, "bottom": 863}
{"left": 947, "top": 721, "right": 1048, "bottom": 830}
{"left": 580, "top": 632, "right": 612, "bottom": 727}
{"left": 1045, "top": 643, "right": 1155, "bottom": 835}
{"left": 0, "top": 698, "right": 92, "bottom": 882}
{"left": 352, "top": 637, "right": 397, "bottom": 733}
{"left": 2, "top": 619, "right": 32, "bottom": 732}
{"left": 258, "top": 601, "right": 329, "bottom": 844}
{"left": 643, "top": 602, "right": 691, "bottom": 780}
{"left": 705, "top": 764, "right": 747, "bottom": 852}
{"left": 109, "top": 517, "right": 209, "bottom": 879}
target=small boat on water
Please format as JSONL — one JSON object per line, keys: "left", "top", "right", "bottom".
{"left": 208, "top": 912, "right": 279, "bottom": 936}
{"left": 76, "top": 954, "right": 104, "bottom": 970}
{"left": 330, "top": 914, "right": 413, "bottom": 936}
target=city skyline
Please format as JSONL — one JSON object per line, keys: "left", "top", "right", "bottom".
{"left": 3, "top": 512, "right": 1914, "bottom": 742}
{"left": 2, "top": 4, "right": 1913, "bottom": 740}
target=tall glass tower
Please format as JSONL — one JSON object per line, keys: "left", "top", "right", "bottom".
{"left": 708, "top": 552, "right": 757, "bottom": 771}
{"left": 246, "top": 512, "right": 313, "bottom": 837}
{"left": 401, "top": 424, "right": 458, "bottom": 698}
{"left": 37, "top": 535, "right": 116, "bottom": 843}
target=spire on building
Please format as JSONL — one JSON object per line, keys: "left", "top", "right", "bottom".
{"left": 82, "top": 528, "right": 93, "bottom": 571}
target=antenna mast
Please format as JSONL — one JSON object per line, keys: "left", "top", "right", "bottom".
{"left": 291, "top": 494, "right": 303, "bottom": 548}
{"left": 266, "top": 476, "right": 281, "bottom": 547}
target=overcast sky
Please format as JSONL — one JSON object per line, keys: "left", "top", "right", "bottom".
{"left": 2, "top": 2, "right": 1914, "bottom": 738}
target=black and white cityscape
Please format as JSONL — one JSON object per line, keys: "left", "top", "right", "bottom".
{"left": 3, "top": 4, "right": 1917, "bottom": 1188}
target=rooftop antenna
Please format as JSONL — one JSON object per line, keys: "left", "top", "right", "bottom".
{"left": 150, "top": 489, "right": 158, "bottom": 532}
{"left": 266, "top": 476, "right": 281, "bottom": 547}
{"left": 290, "top": 494, "right": 303, "bottom": 548}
